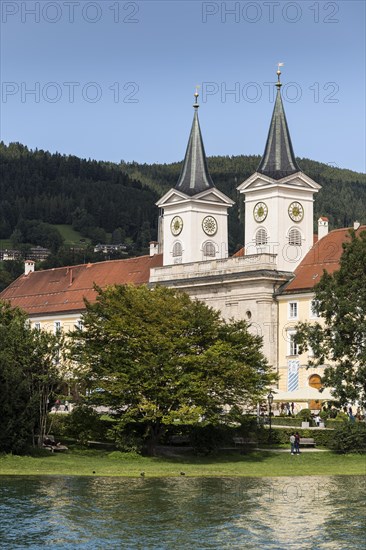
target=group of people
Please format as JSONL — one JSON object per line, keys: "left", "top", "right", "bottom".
{"left": 290, "top": 432, "right": 301, "bottom": 455}
{"left": 53, "top": 399, "right": 70, "bottom": 412}
{"left": 280, "top": 402, "right": 295, "bottom": 416}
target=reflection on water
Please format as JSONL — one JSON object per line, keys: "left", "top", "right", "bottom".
{"left": 0, "top": 476, "right": 365, "bottom": 549}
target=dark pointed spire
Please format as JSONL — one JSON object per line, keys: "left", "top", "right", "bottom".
{"left": 175, "top": 89, "right": 215, "bottom": 196}
{"left": 257, "top": 66, "right": 301, "bottom": 180}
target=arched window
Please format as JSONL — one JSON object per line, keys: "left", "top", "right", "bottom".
{"left": 288, "top": 227, "right": 302, "bottom": 246}
{"left": 255, "top": 228, "right": 268, "bottom": 246}
{"left": 203, "top": 241, "right": 216, "bottom": 257}
{"left": 308, "top": 374, "right": 322, "bottom": 389}
{"left": 172, "top": 241, "right": 182, "bottom": 257}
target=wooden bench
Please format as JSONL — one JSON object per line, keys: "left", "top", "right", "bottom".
{"left": 300, "top": 438, "right": 316, "bottom": 447}
{"left": 42, "top": 435, "right": 68, "bottom": 452}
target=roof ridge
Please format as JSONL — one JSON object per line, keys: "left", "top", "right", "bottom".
{"left": 17, "top": 253, "right": 162, "bottom": 276}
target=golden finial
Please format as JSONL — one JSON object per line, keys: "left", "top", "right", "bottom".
{"left": 193, "top": 85, "right": 200, "bottom": 108}
{"left": 276, "top": 62, "right": 284, "bottom": 89}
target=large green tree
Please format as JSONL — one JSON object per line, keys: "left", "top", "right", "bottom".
{"left": 0, "top": 301, "right": 63, "bottom": 452}
{"left": 295, "top": 230, "right": 366, "bottom": 407}
{"left": 71, "top": 284, "right": 275, "bottom": 454}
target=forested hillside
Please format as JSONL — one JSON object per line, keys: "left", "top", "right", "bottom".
{"left": 0, "top": 142, "right": 159, "bottom": 250}
{"left": 1, "top": 141, "right": 365, "bottom": 277}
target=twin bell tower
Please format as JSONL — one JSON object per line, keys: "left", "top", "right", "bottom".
{"left": 157, "top": 69, "right": 321, "bottom": 273}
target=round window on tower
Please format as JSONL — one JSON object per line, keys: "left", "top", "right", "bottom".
{"left": 202, "top": 216, "right": 218, "bottom": 236}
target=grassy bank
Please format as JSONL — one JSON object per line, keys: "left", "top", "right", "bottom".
{"left": 0, "top": 449, "right": 365, "bottom": 477}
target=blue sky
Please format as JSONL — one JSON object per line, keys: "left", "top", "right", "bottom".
{"left": 1, "top": 0, "right": 365, "bottom": 172}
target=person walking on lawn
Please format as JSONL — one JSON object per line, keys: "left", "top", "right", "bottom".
{"left": 294, "top": 432, "right": 301, "bottom": 454}
{"left": 290, "top": 433, "right": 295, "bottom": 455}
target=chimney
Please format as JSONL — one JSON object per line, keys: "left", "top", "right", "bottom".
{"left": 354, "top": 221, "right": 360, "bottom": 231}
{"left": 149, "top": 241, "right": 159, "bottom": 257}
{"left": 318, "top": 217, "right": 329, "bottom": 241}
{"left": 24, "top": 260, "right": 35, "bottom": 275}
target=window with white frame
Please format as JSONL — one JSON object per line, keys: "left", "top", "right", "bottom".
{"left": 54, "top": 321, "right": 62, "bottom": 334}
{"left": 34, "top": 322, "right": 41, "bottom": 330}
{"left": 255, "top": 228, "right": 268, "bottom": 246}
{"left": 288, "top": 331, "right": 299, "bottom": 356}
{"left": 76, "top": 319, "right": 83, "bottom": 331}
{"left": 172, "top": 241, "right": 182, "bottom": 257}
{"left": 203, "top": 241, "right": 216, "bottom": 257}
{"left": 288, "top": 227, "right": 302, "bottom": 246}
{"left": 288, "top": 301, "right": 298, "bottom": 319}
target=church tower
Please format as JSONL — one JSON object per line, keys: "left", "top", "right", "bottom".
{"left": 157, "top": 91, "right": 234, "bottom": 266}
{"left": 237, "top": 67, "right": 321, "bottom": 272}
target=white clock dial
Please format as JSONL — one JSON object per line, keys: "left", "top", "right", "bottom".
{"left": 253, "top": 202, "right": 268, "bottom": 223}
{"left": 202, "top": 216, "right": 218, "bottom": 236}
{"left": 170, "top": 216, "right": 183, "bottom": 236}
{"left": 288, "top": 202, "right": 304, "bottom": 222}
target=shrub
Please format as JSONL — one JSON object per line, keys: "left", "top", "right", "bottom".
{"left": 335, "top": 411, "right": 348, "bottom": 421}
{"left": 64, "top": 406, "right": 104, "bottom": 445}
{"left": 331, "top": 422, "right": 366, "bottom": 453}
{"left": 264, "top": 427, "right": 333, "bottom": 447}
{"left": 107, "top": 422, "right": 144, "bottom": 453}
{"left": 48, "top": 414, "right": 69, "bottom": 438}
{"left": 296, "top": 409, "right": 312, "bottom": 422}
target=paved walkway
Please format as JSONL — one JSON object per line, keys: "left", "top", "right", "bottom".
{"left": 270, "top": 425, "right": 334, "bottom": 430}
{"left": 256, "top": 447, "right": 328, "bottom": 453}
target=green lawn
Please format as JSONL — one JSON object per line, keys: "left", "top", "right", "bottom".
{"left": 0, "top": 239, "right": 12, "bottom": 249}
{"left": 53, "top": 225, "right": 91, "bottom": 246}
{"left": 0, "top": 449, "right": 365, "bottom": 477}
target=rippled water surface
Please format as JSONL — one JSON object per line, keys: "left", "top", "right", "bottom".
{"left": 0, "top": 475, "right": 365, "bottom": 549}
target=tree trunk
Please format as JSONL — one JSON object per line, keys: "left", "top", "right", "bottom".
{"left": 145, "top": 422, "right": 162, "bottom": 456}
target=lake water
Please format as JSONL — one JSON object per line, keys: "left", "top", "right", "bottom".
{"left": 0, "top": 476, "right": 365, "bottom": 549}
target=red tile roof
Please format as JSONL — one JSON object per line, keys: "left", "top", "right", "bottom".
{"left": 283, "top": 226, "right": 366, "bottom": 293}
{"left": 0, "top": 254, "right": 163, "bottom": 316}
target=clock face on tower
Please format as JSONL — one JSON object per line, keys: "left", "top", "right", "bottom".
{"left": 288, "top": 202, "right": 304, "bottom": 222}
{"left": 253, "top": 202, "right": 268, "bottom": 223}
{"left": 202, "top": 216, "right": 218, "bottom": 236}
{"left": 170, "top": 216, "right": 183, "bottom": 236}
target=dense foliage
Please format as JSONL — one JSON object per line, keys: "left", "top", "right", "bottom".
{"left": 296, "top": 230, "right": 366, "bottom": 407}
{"left": 0, "top": 142, "right": 158, "bottom": 250}
{"left": 0, "top": 301, "right": 63, "bottom": 452}
{"left": 71, "top": 284, "right": 276, "bottom": 454}
{"left": 330, "top": 422, "right": 366, "bottom": 453}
